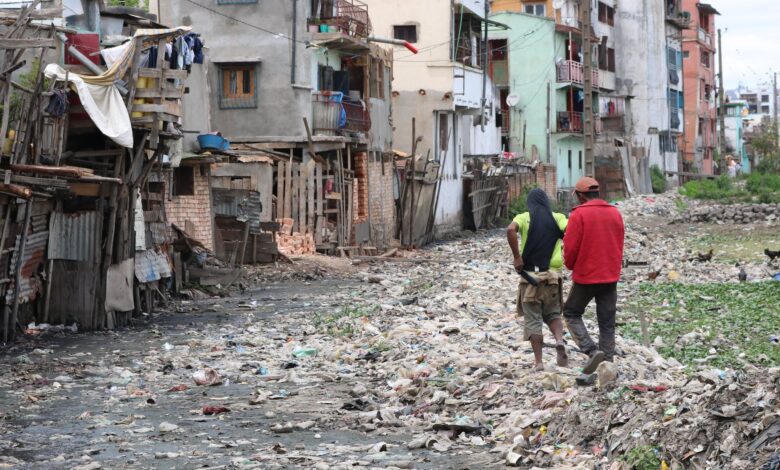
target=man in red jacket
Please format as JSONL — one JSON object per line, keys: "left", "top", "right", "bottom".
{"left": 563, "top": 177, "right": 624, "bottom": 374}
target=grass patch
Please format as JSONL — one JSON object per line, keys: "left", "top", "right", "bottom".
{"left": 694, "top": 230, "right": 780, "bottom": 263}
{"left": 504, "top": 185, "right": 564, "bottom": 224}
{"left": 622, "top": 282, "right": 780, "bottom": 368}
{"left": 679, "top": 173, "right": 780, "bottom": 204}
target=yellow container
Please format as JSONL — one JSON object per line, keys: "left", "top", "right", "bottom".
{"left": 3, "top": 129, "right": 15, "bottom": 155}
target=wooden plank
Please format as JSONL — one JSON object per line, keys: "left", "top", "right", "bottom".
{"left": 307, "top": 163, "right": 314, "bottom": 234}
{"left": 298, "top": 162, "right": 306, "bottom": 234}
{"left": 131, "top": 102, "right": 182, "bottom": 117}
{"left": 291, "top": 162, "right": 298, "bottom": 233}
{"left": 134, "top": 88, "right": 185, "bottom": 99}
{"left": 138, "top": 68, "right": 189, "bottom": 80}
{"left": 284, "top": 151, "right": 292, "bottom": 219}
{"left": 0, "top": 38, "right": 54, "bottom": 49}
{"left": 69, "top": 183, "right": 101, "bottom": 196}
{"left": 276, "top": 161, "right": 284, "bottom": 220}
{"left": 315, "top": 163, "right": 323, "bottom": 244}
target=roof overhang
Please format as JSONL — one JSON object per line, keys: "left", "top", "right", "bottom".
{"left": 697, "top": 3, "right": 721, "bottom": 15}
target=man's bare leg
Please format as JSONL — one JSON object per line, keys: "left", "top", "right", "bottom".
{"left": 548, "top": 318, "right": 568, "bottom": 367}
{"left": 529, "top": 334, "right": 544, "bottom": 371}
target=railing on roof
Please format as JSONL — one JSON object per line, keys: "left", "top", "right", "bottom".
{"left": 322, "top": 0, "right": 372, "bottom": 39}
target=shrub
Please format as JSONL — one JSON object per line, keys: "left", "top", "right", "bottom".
{"left": 650, "top": 165, "right": 666, "bottom": 194}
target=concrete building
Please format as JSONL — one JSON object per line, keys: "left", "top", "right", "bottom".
{"left": 722, "top": 101, "right": 748, "bottom": 172}
{"left": 611, "top": 0, "right": 688, "bottom": 189}
{"left": 362, "top": 0, "right": 502, "bottom": 234}
{"left": 155, "top": 0, "right": 398, "bottom": 252}
{"left": 681, "top": 1, "right": 719, "bottom": 175}
{"left": 490, "top": 1, "right": 625, "bottom": 193}
{"left": 738, "top": 85, "right": 776, "bottom": 117}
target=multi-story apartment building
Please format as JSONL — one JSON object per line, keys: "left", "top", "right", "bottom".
{"left": 612, "top": 0, "right": 688, "bottom": 186}
{"left": 490, "top": 0, "right": 622, "bottom": 192}
{"left": 681, "top": 1, "right": 719, "bottom": 174}
{"left": 738, "top": 85, "right": 775, "bottom": 117}
{"left": 362, "top": 0, "right": 502, "bottom": 233}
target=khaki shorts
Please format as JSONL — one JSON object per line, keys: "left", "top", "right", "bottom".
{"left": 516, "top": 271, "right": 563, "bottom": 340}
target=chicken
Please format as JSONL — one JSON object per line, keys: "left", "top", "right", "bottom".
{"left": 646, "top": 269, "right": 662, "bottom": 281}
{"left": 738, "top": 267, "right": 747, "bottom": 282}
{"left": 765, "top": 249, "right": 780, "bottom": 263}
{"left": 688, "top": 249, "right": 713, "bottom": 263}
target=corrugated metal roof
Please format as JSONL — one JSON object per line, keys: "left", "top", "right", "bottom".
{"left": 134, "top": 249, "right": 172, "bottom": 283}
{"left": 31, "top": 215, "right": 48, "bottom": 234}
{"left": 7, "top": 231, "right": 49, "bottom": 303}
{"left": 212, "top": 189, "right": 262, "bottom": 232}
{"left": 48, "top": 211, "right": 100, "bottom": 262}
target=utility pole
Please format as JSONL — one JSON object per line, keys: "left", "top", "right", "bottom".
{"left": 581, "top": 0, "right": 595, "bottom": 176}
{"left": 717, "top": 28, "right": 726, "bottom": 174}
{"left": 773, "top": 72, "right": 778, "bottom": 150}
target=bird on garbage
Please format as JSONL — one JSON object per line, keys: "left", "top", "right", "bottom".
{"left": 738, "top": 267, "right": 747, "bottom": 283}
{"left": 646, "top": 269, "right": 662, "bottom": 281}
{"left": 689, "top": 249, "right": 713, "bottom": 263}
{"left": 764, "top": 248, "right": 780, "bottom": 263}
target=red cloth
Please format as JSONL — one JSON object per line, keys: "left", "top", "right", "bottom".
{"left": 563, "top": 200, "right": 624, "bottom": 284}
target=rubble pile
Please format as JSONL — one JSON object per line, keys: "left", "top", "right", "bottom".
{"left": 673, "top": 203, "right": 780, "bottom": 224}
{"left": 1, "top": 197, "right": 778, "bottom": 469}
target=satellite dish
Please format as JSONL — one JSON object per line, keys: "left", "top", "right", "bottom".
{"left": 506, "top": 93, "right": 520, "bottom": 107}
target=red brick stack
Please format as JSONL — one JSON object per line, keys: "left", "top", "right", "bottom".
{"left": 275, "top": 218, "right": 315, "bottom": 256}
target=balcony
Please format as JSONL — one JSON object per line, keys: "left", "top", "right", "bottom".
{"left": 557, "top": 60, "right": 599, "bottom": 88}
{"left": 312, "top": 0, "right": 371, "bottom": 39}
{"left": 311, "top": 91, "right": 370, "bottom": 136}
{"left": 557, "top": 111, "right": 602, "bottom": 134}
{"left": 666, "top": 2, "right": 691, "bottom": 29}
{"left": 698, "top": 28, "right": 713, "bottom": 48}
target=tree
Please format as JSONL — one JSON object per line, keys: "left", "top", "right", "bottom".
{"left": 747, "top": 118, "right": 780, "bottom": 173}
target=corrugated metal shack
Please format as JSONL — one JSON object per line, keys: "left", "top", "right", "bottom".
{"left": 0, "top": 2, "right": 195, "bottom": 342}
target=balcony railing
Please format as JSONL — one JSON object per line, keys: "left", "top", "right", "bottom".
{"left": 557, "top": 111, "right": 602, "bottom": 134}
{"left": 698, "top": 28, "right": 713, "bottom": 47}
{"left": 557, "top": 60, "right": 599, "bottom": 87}
{"left": 311, "top": 91, "right": 370, "bottom": 136}
{"left": 318, "top": 0, "right": 371, "bottom": 39}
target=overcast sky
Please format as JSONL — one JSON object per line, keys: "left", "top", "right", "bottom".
{"left": 716, "top": 0, "right": 778, "bottom": 91}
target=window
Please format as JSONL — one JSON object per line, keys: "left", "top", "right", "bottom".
{"left": 598, "top": 2, "right": 615, "bottom": 26}
{"left": 700, "top": 51, "right": 710, "bottom": 68}
{"left": 598, "top": 44, "right": 615, "bottom": 72}
{"left": 218, "top": 63, "right": 257, "bottom": 109}
{"left": 578, "top": 151, "right": 583, "bottom": 170}
{"left": 659, "top": 131, "right": 678, "bottom": 153}
{"left": 567, "top": 150, "right": 572, "bottom": 169}
{"left": 697, "top": 118, "right": 704, "bottom": 136}
{"left": 683, "top": 50, "right": 690, "bottom": 59}
{"left": 173, "top": 167, "right": 195, "bottom": 196}
{"left": 667, "top": 47, "right": 678, "bottom": 70}
{"left": 490, "top": 39, "right": 507, "bottom": 61}
{"left": 217, "top": 0, "right": 258, "bottom": 4}
{"left": 762, "top": 105, "right": 770, "bottom": 114}
{"left": 704, "top": 84, "right": 712, "bottom": 100}
{"left": 607, "top": 47, "right": 615, "bottom": 72}
{"left": 438, "top": 113, "right": 449, "bottom": 159}
{"left": 393, "top": 25, "right": 417, "bottom": 43}
{"left": 524, "top": 3, "right": 546, "bottom": 16}
{"left": 761, "top": 94, "right": 770, "bottom": 103}
{"left": 371, "top": 59, "right": 385, "bottom": 99}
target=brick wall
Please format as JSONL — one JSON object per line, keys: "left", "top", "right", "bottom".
{"left": 367, "top": 153, "right": 395, "bottom": 248}
{"left": 535, "top": 163, "right": 557, "bottom": 200}
{"left": 165, "top": 166, "right": 214, "bottom": 251}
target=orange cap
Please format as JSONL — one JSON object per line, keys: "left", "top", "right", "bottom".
{"left": 574, "top": 176, "right": 600, "bottom": 193}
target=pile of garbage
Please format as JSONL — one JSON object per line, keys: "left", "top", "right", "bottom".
{"left": 673, "top": 203, "right": 780, "bottom": 225}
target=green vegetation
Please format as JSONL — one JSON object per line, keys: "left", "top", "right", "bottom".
{"left": 622, "top": 282, "right": 780, "bottom": 368}
{"left": 623, "top": 445, "right": 661, "bottom": 470}
{"left": 673, "top": 197, "right": 688, "bottom": 212}
{"left": 749, "top": 120, "right": 780, "bottom": 174}
{"left": 694, "top": 230, "right": 780, "bottom": 264}
{"left": 313, "top": 305, "right": 374, "bottom": 337}
{"left": 650, "top": 165, "right": 666, "bottom": 194}
{"left": 504, "top": 185, "right": 563, "bottom": 224}
{"left": 679, "top": 173, "right": 780, "bottom": 204}
{"left": 106, "top": 0, "right": 149, "bottom": 9}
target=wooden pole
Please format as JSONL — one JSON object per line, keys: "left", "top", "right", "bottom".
{"left": 9, "top": 197, "right": 32, "bottom": 340}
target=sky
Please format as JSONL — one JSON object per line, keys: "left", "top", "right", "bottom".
{"left": 716, "top": 0, "right": 779, "bottom": 91}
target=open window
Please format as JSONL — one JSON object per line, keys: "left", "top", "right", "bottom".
{"left": 453, "top": 10, "right": 484, "bottom": 68}
{"left": 597, "top": 2, "right": 615, "bottom": 26}
{"left": 393, "top": 25, "right": 417, "bottom": 43}
{"left": 173, "top": 167, "right": 195, "bottom": 196}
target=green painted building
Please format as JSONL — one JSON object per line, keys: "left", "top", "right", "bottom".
{"left": 489, "top": 12, "right": 602, "bottom": 189}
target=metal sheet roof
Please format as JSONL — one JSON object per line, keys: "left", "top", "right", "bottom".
{"left": 48, "top": 211, "right": 100, "bottom": 262}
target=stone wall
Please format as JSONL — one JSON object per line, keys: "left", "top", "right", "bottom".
{"left": 674, "top": 203, "right": 780, "bottom": 224}
{"left": 166, "top": 165, "right": 214, "bottom": 251}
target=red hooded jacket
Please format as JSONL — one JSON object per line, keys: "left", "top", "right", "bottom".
{"left": 563, "top": 199, "right": 625, "bottom": 284}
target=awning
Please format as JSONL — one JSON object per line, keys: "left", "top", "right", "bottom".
{"left": 697, "top": 3, "right": 720, "bottom": 15}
